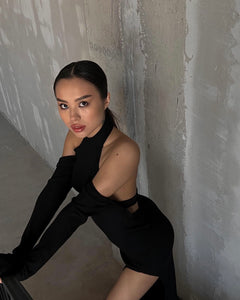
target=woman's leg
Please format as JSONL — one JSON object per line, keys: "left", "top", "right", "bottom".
{"left": 139, "top": 277, "right": 165, "bottom": 299}
{"left": 141, "top": 254, "right": 178, "bottom": 300}
{"left": 105, "top": 267, "right": 159, "bottom": 300}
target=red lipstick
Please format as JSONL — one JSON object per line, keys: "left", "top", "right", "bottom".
{"left": 71, "top": 124, "right": 86, "bottom": 133}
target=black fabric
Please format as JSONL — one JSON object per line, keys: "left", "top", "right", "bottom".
{"left": 12, "top": 155, "right": 76, "bottom": 258}
{"left": 71, "top": 111, "right": 114, "bottom": 190}
{"left": 0, "top": 254, "right": 22, "bottom": 281}
{"left": 0, "top": 112, "right": 178, "bottom": 299}
{"left": 0, "top": 155, "right": 76, "bottom": 278}
{"left": 0, "top": 283, "right": 12, "bottom": 300}
{"left": 0, "top": 277, "right": 33, "bottom": 300}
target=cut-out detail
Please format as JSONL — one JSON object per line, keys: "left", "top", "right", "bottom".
{"left": 127, "top": 201, "right": 139, "bottom": 215}
{"left": 117, "top": 192, "right": 138, "bottom": 208}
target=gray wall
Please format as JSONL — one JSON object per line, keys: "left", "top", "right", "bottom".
{"left": 0, "top": 1, "right": 240, "bottom": 299}
{"left": 184, "top": 1, "right": 240, "bottom": 299}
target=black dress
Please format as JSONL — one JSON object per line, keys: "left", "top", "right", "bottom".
{"left": 1, "top": 112, "right": 178, "bottom": 299}
{"left": 70, "top": 113, "right": 178, "bottom": 299}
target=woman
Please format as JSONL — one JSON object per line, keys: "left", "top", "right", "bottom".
{"left": 0, "top": 60, "right": 178, "bottom": 299}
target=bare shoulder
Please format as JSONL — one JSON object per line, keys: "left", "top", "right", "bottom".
{"left": 104, "top": 128, "right": 140, "bottom": 165}
{"left": 116, "top": 133, "right": 140, "bottom": 157}
{"left": 62, "top": 130, "right": 83, "bottom": 156}
{"left": 93, "top": 128, "right": 140, "bottom": 197}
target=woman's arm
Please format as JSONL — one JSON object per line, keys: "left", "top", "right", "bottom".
{"left": 1, "top": 140, "right": 140, "bottom": 281}
{"left": 12, "top": 155, "right": 76, "bottom": 258}
{"left": 0, "top": 155, "right": 76, "bottom": 279}
{"left": 92, "top": 140, "right": 140, "bottom": 197}
{"left": 0, "top": 132, "right": 76, "bottom": 279}
{"left": 12, "top": 130, "right": 77, "bottom": 258}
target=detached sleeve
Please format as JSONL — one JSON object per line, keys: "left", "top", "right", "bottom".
{"left": 12, "top": 155, "right": 76, "bottom": 259}
{"left": 8, "top": 181, "right": 109, "bottom": 281}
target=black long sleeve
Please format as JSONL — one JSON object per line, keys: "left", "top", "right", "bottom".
{"left": 3, "top": 181, "right": 110, "bottom": 281}
{"left": 12, "top": 155, "right": 76, "bottom": 259}
{"left": 1, "top": 112, "right": 115, "bottom": 280}
{"left": 0, "top": 156, "right": 76, "bottom": 279}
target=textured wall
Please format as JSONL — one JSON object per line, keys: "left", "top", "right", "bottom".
{"left": 0, "top": 0, "right": 186, "bottom": 296}
{"left": 184, "top": 0, "right": 240, "bottom": 299}
{"left": 1, "top": 0, "right": 240, "bottom": 299}
{"left": 0, "top": 0, "right": 126, "bottom": 167}
{"left": 141, "top": 1, "right": 187, "bottom": 295}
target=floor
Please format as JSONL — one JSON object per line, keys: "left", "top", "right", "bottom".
{"left": 0, "top": 112, "right": 122, "bottom": 300}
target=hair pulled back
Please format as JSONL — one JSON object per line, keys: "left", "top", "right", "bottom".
{"left": 53, "top": 60, "right": 118, "bottom": 128}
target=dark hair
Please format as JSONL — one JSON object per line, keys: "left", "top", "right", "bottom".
{"left": 53, "top": 60, "right": 118, "bottom": 128}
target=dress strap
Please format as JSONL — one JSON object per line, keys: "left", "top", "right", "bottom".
{"left": 118, "top": 190, "right": 138, "bottom": 208}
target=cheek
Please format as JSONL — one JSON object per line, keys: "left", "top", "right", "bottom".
{"left": 58, "top": 109, "right": 68, "bottom": 122}
{"left": 94, "top": 102, "right": 105, "bottom": 114}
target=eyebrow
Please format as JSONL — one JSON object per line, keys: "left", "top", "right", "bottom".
{"left": 56, "top": 94, "right": 92, "bottom": 103}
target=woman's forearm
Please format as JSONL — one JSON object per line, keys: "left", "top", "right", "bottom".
{"left": 12, "top": 156, "right": 76, "bottom": 258}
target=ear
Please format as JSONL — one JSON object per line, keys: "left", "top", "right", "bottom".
{"left": 104, "top": 92, "right": 110, "bottom": 110}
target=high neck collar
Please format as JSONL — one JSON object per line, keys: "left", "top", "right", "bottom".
{"left": 85, "top": 111, "right": 113, "bottom": 142}
{"left": 74, "top": 112, "right": 114, "bottom": 152}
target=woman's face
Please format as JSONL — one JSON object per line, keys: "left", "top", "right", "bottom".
{"left": 55, "top": 77, "right": 110, "bottom": 138}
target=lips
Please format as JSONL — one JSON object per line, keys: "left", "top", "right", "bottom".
{"left": 71, "top": 124, "right": 86, "bottom": 132}
{"left": 71, "top": 124, "right": 84, "bottom": 129}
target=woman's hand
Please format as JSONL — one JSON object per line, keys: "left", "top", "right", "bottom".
{"left": 0, "top": 253, "right": 15, "bottom": 276}
{"left": 0, "top": 277, "right": 2, "bottom": 284}
{"left": 0, "top": 253, "right": 23, "bottom": 278}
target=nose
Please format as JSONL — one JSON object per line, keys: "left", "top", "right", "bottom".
{"left": 69, "top": 107, "right": 81, "bottom": 122}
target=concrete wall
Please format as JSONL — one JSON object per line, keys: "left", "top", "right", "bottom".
{"left": 1, "top": 0, "right": 240, "bottom": 299}
{"left": 184, "top": 1, "right": 240, "bottom": 299}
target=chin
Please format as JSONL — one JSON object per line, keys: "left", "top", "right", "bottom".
{"left": 70, "top": 129, "right": 85, "bottom": 137}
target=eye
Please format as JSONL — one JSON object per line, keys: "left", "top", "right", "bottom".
{"left": 79, "top": 101, "right": 88, "bottom": 107}
{"left": 59, "top": 103, "right": 68, "bottom": 110}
